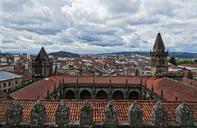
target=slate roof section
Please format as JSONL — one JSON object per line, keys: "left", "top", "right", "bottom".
{"left": 0, "top": 71, "right": 22, "bottom": 81}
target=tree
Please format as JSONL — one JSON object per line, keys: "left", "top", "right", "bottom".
{"left": 187, "top": 71, "right": 193, "bottom": 79}
{"left": 169, "top": 57, "right": 177, "bottom": 66}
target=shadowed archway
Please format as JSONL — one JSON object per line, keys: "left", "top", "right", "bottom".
{"left": 65, "top": 90, "right": 75, "bottom": 99}
{"left": 129, "top": 91, "right": 139, "bottom": 100}
{"left": 96, "top": 90, "right": 108, "bottom": 99}
{"left": 80, "top": 90, "right": 91, "bottom": 99}
{"left": 112, "top": 91, "right": 124, "bottom": 99}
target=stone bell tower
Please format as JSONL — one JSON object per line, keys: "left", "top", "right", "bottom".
{"left": 150, "top": 33, "right": 168, "bottom": 76}
{"left": 32, "top": 47, "right": 53, "bottom": 82}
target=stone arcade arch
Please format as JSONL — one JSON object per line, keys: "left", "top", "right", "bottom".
{"left": 80, "top": 90, "right": 91, "bottom": 99}
{"left": 112, "top": 91, "right": 124, "bottom": 100}
{"left": 129, "top": 91, "right": 139, "bottom": 100}
{"left": 65, "top": 90, "right": 75, "bottom": 99}
{"left": 96, "top": 90, "right": 108, "bottom": 99}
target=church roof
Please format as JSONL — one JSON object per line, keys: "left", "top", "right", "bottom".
{"left": 35, "top": 47, "right": 49, "bottom": 61}
{"left": 10, "top": 76, "right": 197, "bottom": 101}
{"left": 153, "top": 33, "right": 165, "bottom": 51}
{"left": 10, "top": 77, "right": 60, "bottom": 99}
{"left": 146, "top": 77, "right": 197, "bottom": 101}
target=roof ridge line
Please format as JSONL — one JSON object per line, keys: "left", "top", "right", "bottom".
{"left": 166, "top": 77, "right": 197, "bottom": 89}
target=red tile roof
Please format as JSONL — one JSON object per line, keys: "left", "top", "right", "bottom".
{"left": 10, "top": 77, "right": 60, "bottom": 99}
{"left": 53, "top": 76, "right": 150, "bottom": 85}
{"left": 10, "top": 76, "right": 197, "bottom": 101}
{"left": 179, "top": 64, "right": 197, "bottom": 68}
{"left": 22, "top": 72, "right": 32, "bottom": 81}
{"left": 10, "top": 76, "right": 150, "bottom": 100}
{"left": 182, "top": 77, "right": 197, "bottom": 87}
{"left": 146, "top": 77, "right": 197, "bottom": 101}
{"left": 0, "top": 100, "right": 196, "bottom": 124}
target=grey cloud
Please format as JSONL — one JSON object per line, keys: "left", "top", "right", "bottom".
{"left": 0, "top": 0, "right": 33, "bottom": 12}
{"left": 103, "top": 0, "right": 141, "bottom": 14}
{"left": 1, "top": 0, "right": 197, "bottom": 53}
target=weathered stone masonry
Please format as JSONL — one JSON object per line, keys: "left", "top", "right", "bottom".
{"left": 1, "top": 100, "right": 196, "bottom": 128}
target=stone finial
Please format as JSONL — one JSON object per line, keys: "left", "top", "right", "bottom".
{"left": 176, "top": 102, "right": 194, "bottom": 127}
{"left": 5, "top": 101, "right": 23, "bottom": 127}
{"left": 104, "top": 101, "right": 119, "bottom": 127}
{"left": 55, "top": 100, "right": 69, "bottom": 127}
{"left": 80, "top": 100, "right": 93, "bottom": 127}
{"left": 128, "top": 101, "right": 143, "bottom": 127}
{"left": 152, "top": 101, "right": 168, "bottom": 127}
{"left": 31, "top": 100, "right": 46, "bottom": 127}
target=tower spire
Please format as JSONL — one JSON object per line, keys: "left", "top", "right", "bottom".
{"left": 153, "top": 33, "right": 165, "bottom": 51}
{"left": 150, "top": 33, "right": 168, "bottom": 76}
{"left": 35, "top": 47, "right": 49, "bottom": 61}
{"left": 32, "top": 47, "right": 52, "bottom": 82}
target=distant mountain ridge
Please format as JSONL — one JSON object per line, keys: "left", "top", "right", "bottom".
{"left": 49, "top": 51, "right": 197, "bottom": 58}
{"left": 49, "top": 51, "right": 80, "bottom": 58}
{"left": 95, "top": 51, "right": 197, "bottom": 59}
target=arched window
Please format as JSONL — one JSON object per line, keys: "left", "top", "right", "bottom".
{"left": 112, "top": 91, "right": 124, "bottom": 99}
{"left": 65, "top": 90, "right": 75, "bottom": 99}
{"left": 129, "top": 91, "right": 139, "bottom": 100}
{"left": 80, "top": 90, "right": 91, "bottom": 99}
{"left": 96, "top": 90, "right": 108, "bottom": 99}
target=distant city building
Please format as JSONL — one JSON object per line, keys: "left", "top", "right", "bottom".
{"left": 2, "top": 33, "right": 197, "bottom": 128}
{"left": 0, "top": 71, "right": 22, "bottom": 93}
{"left": 150, "top": 33, "right": 168, "bottom": 76}
{"left": 32, "top": 47, "right": 53, "bottom": 82}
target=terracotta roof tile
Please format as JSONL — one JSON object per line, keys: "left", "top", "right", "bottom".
{"left": 0, "top": 100, "right": 197, "bottom": 124}
{"left": 54, "top": 76, "right": 150, "bottom": 85}
{"left": 10, "top": 77, "right": 60, "bottom": 99}
{"left": 146, "top": 77, "right": 197, "bottom": 101}
{"left": 182, "top": 77, "right": 197, "bottom": 87}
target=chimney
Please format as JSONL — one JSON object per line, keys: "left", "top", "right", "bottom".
{"left": 140, "top": 78, "right": 142, "bottom": 85}
{"left": 151, "top": 85, "right": 154, "bottom": 92}
{"left": 161, "top": 90, "right": 163, "bottom": 99}
{"left": 76, "top": 77, "right": 78, "bottom": 84}
{"left": 47, "top": 89, "right": 50, "bottom": 96}
{"left": 62, "top": 76, "right": 64, "bottom": 84}
{"left": 93, "top": 77, "right": 95, "bottom": 84}
{"left": 126, "top": 78, "right": 128, "bottom": 85}
{"left": 54, "top": 84, "right": 56, "bottom": 91}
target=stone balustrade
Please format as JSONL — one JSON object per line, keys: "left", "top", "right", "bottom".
{"left": 3, "top": 100, "right": 196, "bottom": 128}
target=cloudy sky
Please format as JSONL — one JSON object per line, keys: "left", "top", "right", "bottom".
{"left": 0, "top": 0, "right": 197, "bottom": 54}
